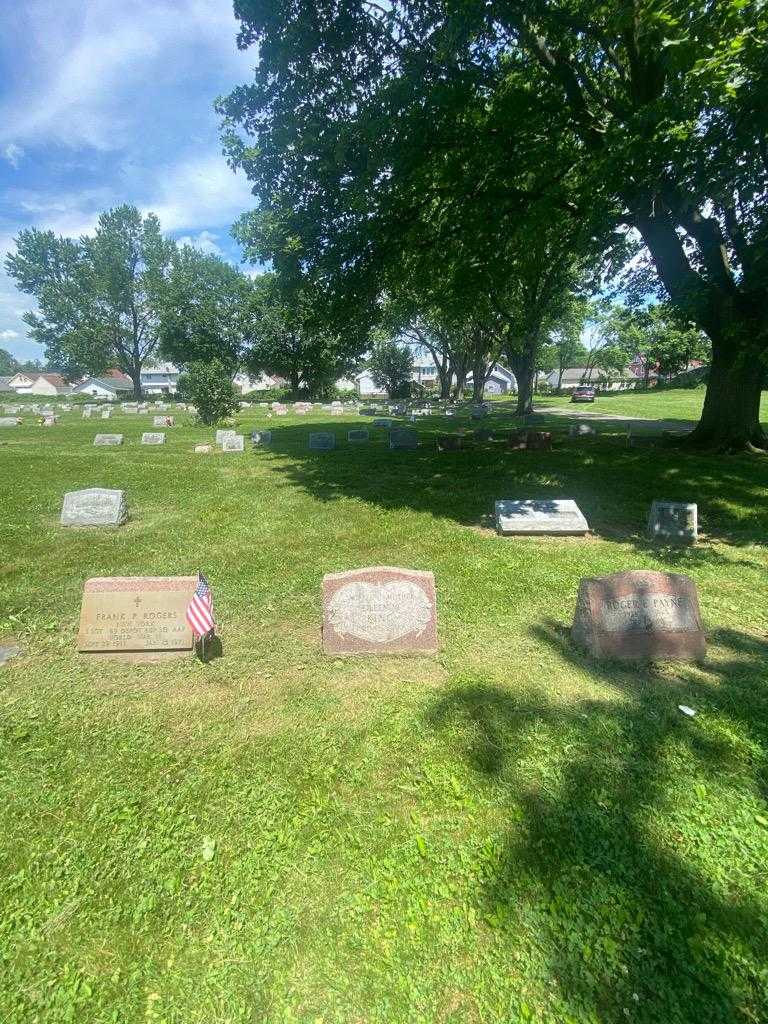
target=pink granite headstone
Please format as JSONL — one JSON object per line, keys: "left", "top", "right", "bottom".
{"left": 322, "top": 567, "right": 438, "bottom": 655}
{"left": 572, "top": 570, "right": 706, "bottom": 661}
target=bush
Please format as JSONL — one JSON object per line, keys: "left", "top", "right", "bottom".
{"left": 177, "top": 360, "right": 240, "bottom": 426}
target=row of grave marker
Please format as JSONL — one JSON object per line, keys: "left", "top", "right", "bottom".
{"left": 58, "top": 486, "right": 698, "bottom": 543}
{"left": 75, "top": 565, "right": 707, "bottom": 663}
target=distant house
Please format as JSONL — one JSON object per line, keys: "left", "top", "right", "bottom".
{"left": 355, "top": 370, "right": 386, "bottom": 397}
{"left": 545, "top": 366, "right": 639, "bottom": 392}
{"left": 7, "top": 371, "right": 38, "bottom": 392}
{"left": 466, "top": 365, "right": 517, "bottom": 395}
{"left": 232, "top": 371, "right": 286, "bottom": 395}
{"left": 140, "top": 362, "right": 180, "bottom": 395}
{"left": 26, "top": 373, "right": 73, "bottom": 396}
{"left": 72, "top": 371, "right": 133, "bottom": 399}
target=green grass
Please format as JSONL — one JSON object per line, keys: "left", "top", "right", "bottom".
{"left": 536, "top": 386, "right": 768, "bottom": 423}
{"left": 1, "top": 394, "right": 768, "bottom": 1024}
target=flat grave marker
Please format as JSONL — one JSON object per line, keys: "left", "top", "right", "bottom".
{"left": 570, "top": 422, "right": 596, "bottom": 438}
{"left": 0, "top": 417, "right": 19, "bottom": 427}
{"left": 93, "top": 433, "right": 124, "bottom": 446}
{"left": 77, "top": 575, "right": 197, "bottom": 659}
{"left": 373, "top": 418, "right": 393, "bottom": 428}
{"left": 495, "top": 499, "right": 589, "bottom": 535}
{"left": 322, "top": 566, "right": 438, "bottom": 655}
{"left": 61, "top": 488, "right": 128, "bottom": 528}
{"left": 141, "top": 432, "right": 165, "bottom": 445}
{"left": 215, "top": 429, "right": 236, "bottom": 445}
{"left": 251, "top": 430, "right": 272, "bottom": 447}
{"left": 572, "top": 569, "right": 706, "bottom": 661}
{"left": 347, "top": 429, "right": 369, "bottom": 442}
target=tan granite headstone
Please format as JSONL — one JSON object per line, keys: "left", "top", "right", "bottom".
{"left": 77, "top": 576, "right": 197, "bottom": 658}
{"left": 572, "top": 570, "right": 705, "bottom": 661}
{"left": 322, "top": 567, "right": 438, "bottom": 655}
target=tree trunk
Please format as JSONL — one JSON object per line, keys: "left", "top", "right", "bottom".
{"left": 129, "top": 361, "right": 142, "bottom": 401}
{"left": 439, "top": 368, "right": 451, "bottom": 399}
{"left": 290, "top": 369, "right": 301, "bottom": 394}
{"left": 471, "top": 354, "right": 486, "bottom": 403}
{"left": 684, "top": 339, "right": 767, "bottom": 451}
{"left": 508, "top": 353, "right": 535, "bottom": 416}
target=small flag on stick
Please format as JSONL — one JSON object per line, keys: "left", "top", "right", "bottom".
{"left": 186, "top": 572, "right": 215, "bottom": 640}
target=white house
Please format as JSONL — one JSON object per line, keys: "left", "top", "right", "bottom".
{"left": 7, "top": 371, "right": 39, "bottom": 392}
{"left": 232, "top": 371, "right": 285, "bottom": 394}
{"left": 466, "top": 365, "right": 517, "bottom": 395}
{"left": 26, "top": 373, "right": 73, "bottom": 396}
{"left": 72, "top": 373, "right": 134, "bottom": 399}
{"left": 140, "top": 362, "right": 180, "bottom": 395}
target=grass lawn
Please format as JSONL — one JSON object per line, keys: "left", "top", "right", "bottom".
{"left": 1, "top": 394, "right": 767, "bottom": 1024}
{"left": 536, "top": 386, "right": 768, "bottom": 424}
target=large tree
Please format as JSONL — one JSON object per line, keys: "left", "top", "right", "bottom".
{"left": 6, "top": 206, "right": 174, "bottom": 399}
{"left": 221, "top": 0, "right": 768, "bottom": 450}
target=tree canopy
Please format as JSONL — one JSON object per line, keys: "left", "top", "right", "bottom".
{"left": 221, "top": 0, "right": 768, "bottom": 449}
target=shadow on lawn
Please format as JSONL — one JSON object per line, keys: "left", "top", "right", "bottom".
{"left": 426, "top": 626, "right": 768, "bottom": 1022}
{"left": 256, "top": 415, "right": 768, "bottom": 548}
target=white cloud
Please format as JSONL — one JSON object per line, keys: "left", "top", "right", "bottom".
{"left": 3, "top": 143, "right": 23, "bottom": 168}
{"left": 176, "top": 229, "right": 224, "bottom": 257}
{"left": 145, "top": 153, "right": 254, "bottom": 233}
{"left": 0, "top": 329, "right": 20, "bottom": 340}
{"left": 0, "top": 0, "right": 253, "bottom": 152}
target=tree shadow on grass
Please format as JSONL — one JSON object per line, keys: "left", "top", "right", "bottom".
{"left": 255, "top": 415, "right": 768, "bottom": 549}
{"left": 425, "top": 627, "right": 768, "bottom": 1023}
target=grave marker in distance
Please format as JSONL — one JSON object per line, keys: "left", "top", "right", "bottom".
{"left": 77, "top": 576, "right": 197, "bottom": 658}
{"left": 93, "top": 434, "right": 124, "bottom": 446}
{"left": 648, "top": 501, "right": 698, "bottom": 544}
{"left": 61, "top": 488, "right": 128, "bottom": 527}
{"left": 222, "top": 434, "right": 245, "bottom": 452}
{"left": 322, "top": 566, "right": 438, "bottom": 655}
{"left": 389, "top": 428, "right": 419, "bottom": 450}
{"left": 572, "top": 569, "right": 706, "bottom": 660}
{"left": 251, "top": 430, "right": 272, "bottom": 447}
{"left": 141, "top": 432, "right": 165, "bottom": 445}
{"left": 347, "top": 429, "right": 369, "bottom": 443}
{"left": 309, "top": 432, "right": 336, "bottom": 450}
{"left": 495, "top": 499, "right": 589, "bottom": 535}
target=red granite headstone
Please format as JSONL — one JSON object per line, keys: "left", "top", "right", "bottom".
{"left": 572, "top": 570, "right": 706, "bottom": 661}
{"left": 322, "top": 567, "right": 438, "bottom": 655}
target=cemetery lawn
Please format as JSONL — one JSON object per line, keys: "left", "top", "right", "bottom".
{"left": 1, "top": 396, "right": 768, "bottom": 1024}
{"left": 538, "top": 386, "right": 768, "bottom": 424}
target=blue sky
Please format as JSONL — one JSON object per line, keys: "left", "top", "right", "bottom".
{"left": 0, "top": 0, "right": 256, "bottom": 363}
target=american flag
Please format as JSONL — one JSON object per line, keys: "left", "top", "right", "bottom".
{"left": 186, "top": 573, "right": 215, "bottom": 639}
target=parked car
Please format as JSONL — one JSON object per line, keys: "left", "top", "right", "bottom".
{"left": 570, "top": 385, "right": 596, "bottom": 403}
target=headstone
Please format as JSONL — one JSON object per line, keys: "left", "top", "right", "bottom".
{"left": 389, "top": 428, "right": 418, "bottom": 450}
{"left": 275, "top": 408, "right": 288, "bottom": 416}
{"left": 347, "top": 429, "right": 369, "bottom": 443}
{"left": 331, "top": 400, "right": 342, "bottom": 408}
{"left": 93, "top": 434, "right": 124, "bottom": 446}
{"left": 495, "top": 499, "right": 589, "bottom": 535}
{"left": 309, "top": 432, "right": 336, "bottom": 450}
{"left": 360, "top": 407, "right": 378, "bottom": 416}
{"left": 101, "top": 409, "right": 111, "bottom": 419}
{"left": 216, "top": 429, "right": 236, "bottom": 445}
{"left": 572, "top": 570, "right": 706, "bottom": 661}
{"left": 61, "top": 488, "right": 128, "bottom": 527}
{"left": 648, "top": 501, "right": 698, "bottom": 544}
{"left": 123, "top": 404, "right": 138, "bottom": 414}
{"left": 43, "top": 416, "right": 56, "bottom": 426}
{"left": 445, "top": 409, "right": 455, "bottom": 417}
{"left": 524, "top": 430, "right": 552, "bottom": 450}
{"left": 141, "top": 432, "right": 165, "bottom": 445}
{"left": 82, "top": 409, "right": 92, "bottom": 419}
{"left": 222, "top": 434, "right": 245, "bottom": 452}
{"left": 471, "top": 406, "right": 487, "bottom": 420}
{"left": 77, "top": 576, "right": 198, "bottom": 657}
{"left": 0, "top": 417, "right": 20, "bottom": 428}
{"left": 570, "top": 422, "right": 596, "bottom": 438}
{"left": 373, "top": 418, "right": 393, "bottom": 428}
{"left": 322, "top": 567, "right": 438, "bottom": 655}
{"left": 194, "top": 444, "right": 212, "bottom": 454}
{"left": 332, "top": 407, "right": 344, "bottom": 416}
{"left": 251, "top": 430, "right": 272, "bottom": 447}
{"left": 153, "top": 415, "right": 173, "bottom": 427}
{"left": 437, "top": 434, "right": 474, "bottom": 452}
